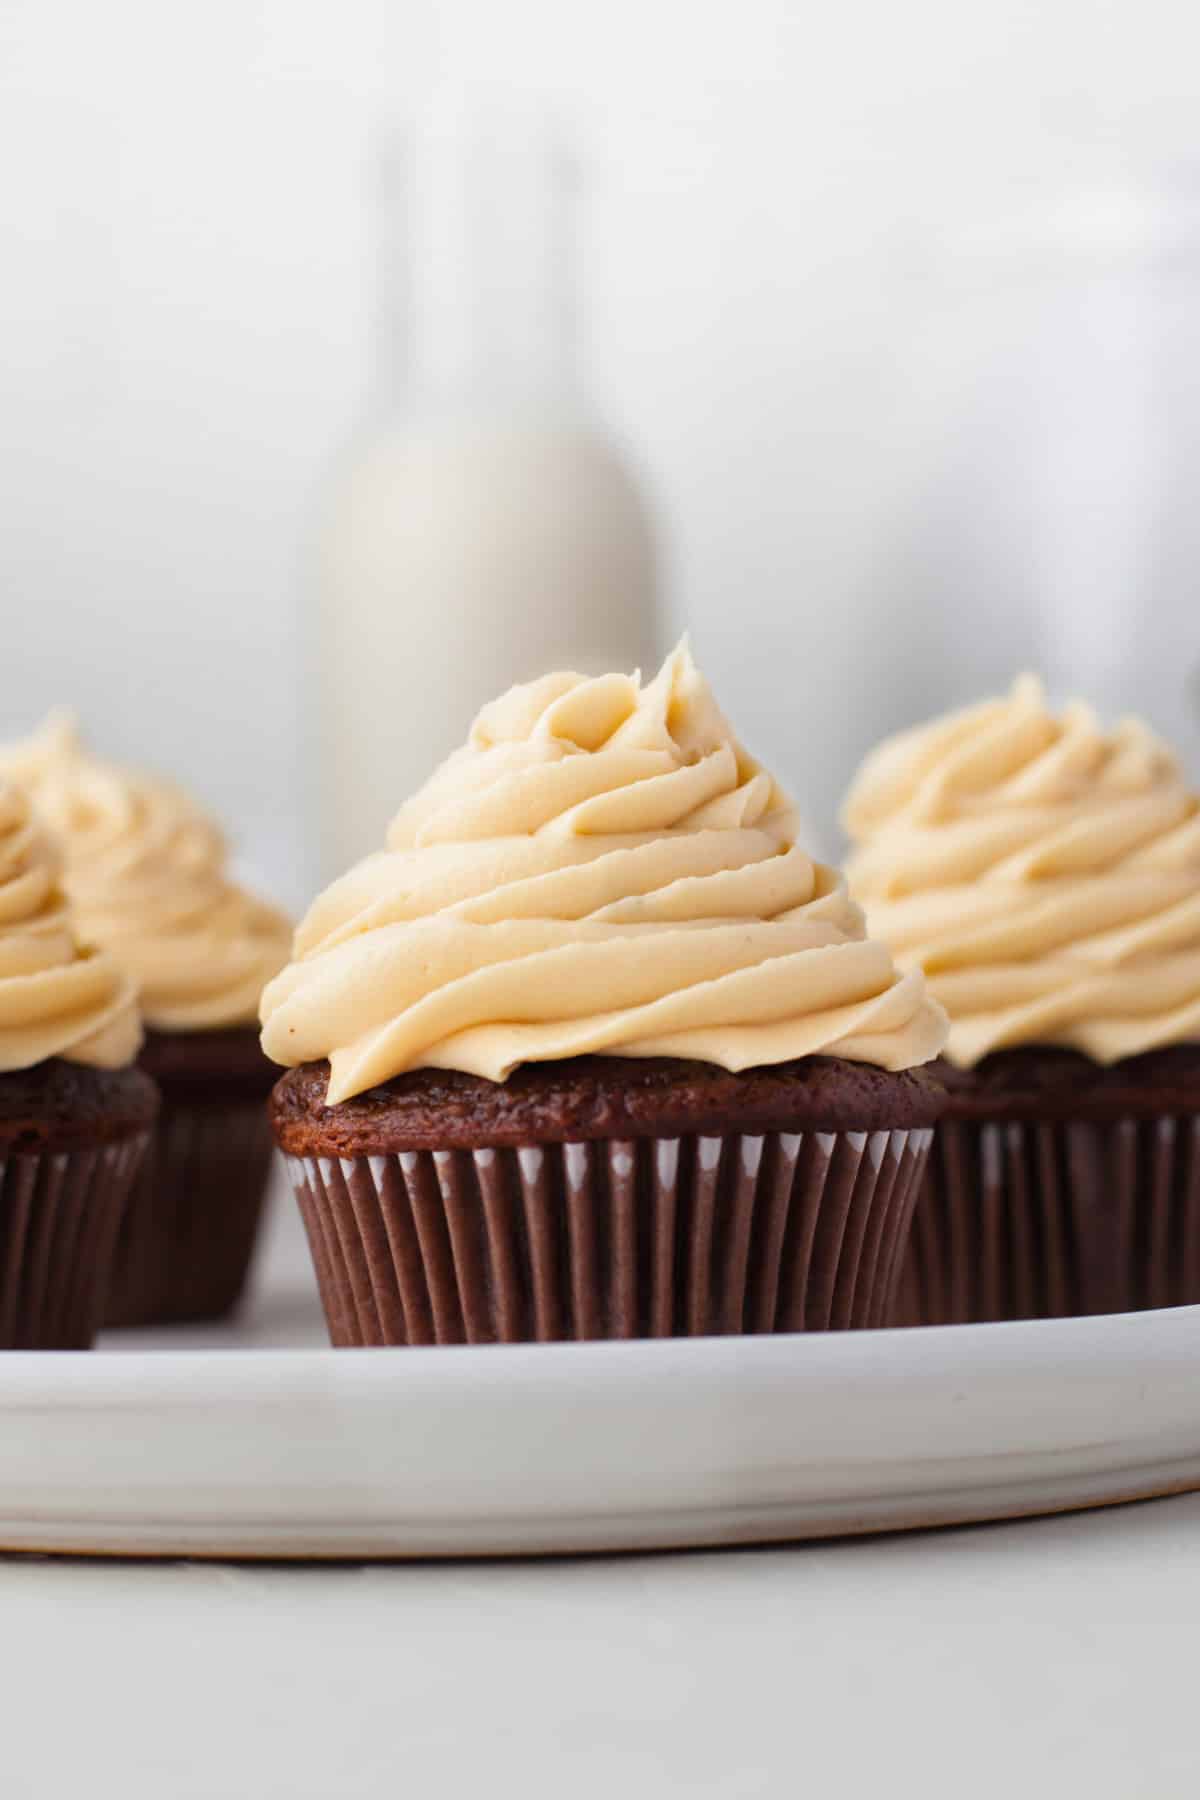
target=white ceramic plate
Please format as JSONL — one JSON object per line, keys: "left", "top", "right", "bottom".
{"left": 1, "top": 1196, "right": 1198, "bottom": 1559}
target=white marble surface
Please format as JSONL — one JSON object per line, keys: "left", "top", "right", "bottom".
{"left": 3, "top": 1182, "right": 1196, "bottom": 1793}
{"left": 2, "top": 1492, "right": 1199, "bottom": 1796}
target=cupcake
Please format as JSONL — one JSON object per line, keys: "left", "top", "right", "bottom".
{"left": 844, "top": 674, "right": 1200, "bottom": 1324}
{"left": 262, "top": 643, "right": 947, "bottom": 1346}
{"left": 0, "top": 718, "right": 291, "bottom": 1326}
{"left": 0, "top": 782, "right": 156, "bottom": 1346}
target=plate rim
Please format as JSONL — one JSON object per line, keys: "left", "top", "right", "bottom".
{"left": 1, "top": 1302, "right": 1197, "bottom": 1559}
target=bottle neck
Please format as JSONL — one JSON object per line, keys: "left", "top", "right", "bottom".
{"left": 378, "top": 102, "right": 582, "bottom": 422}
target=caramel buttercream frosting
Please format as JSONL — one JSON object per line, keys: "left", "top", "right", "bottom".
{"left": 844, "top": 674, "right": 1200, "bottom": 1068}
{"left": 262, "top": 643, "right": 946, "bottom": 1102}
{"left": 0, "top": 779, "right": 141, "bottom": 1070}
{"left": 0, "top": 717, "right": 290, "bottom": 1032}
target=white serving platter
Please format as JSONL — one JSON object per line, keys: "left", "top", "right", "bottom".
{"left": 1, "top": 1182, "right": 1197, "bottom": 1559}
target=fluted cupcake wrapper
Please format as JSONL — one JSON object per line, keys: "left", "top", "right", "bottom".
{"left": 897, "top": 1113, "right": 1200, "bottom": 1325}
{"left": 0, "top": 1135, "right": 149, "bottom": 1348}
{"left": 104, "top": 1103, "right": 276, "bottom": 1329}
{"left": 284, "top": 1125, "right": 934, "bottom": 1347}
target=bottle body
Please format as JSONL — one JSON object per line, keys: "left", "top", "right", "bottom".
{"left": 315, "top": 100, "right": 660, "bottom": 874}
{"left": 319, "top": 415, "right": 658, "bottom": 874}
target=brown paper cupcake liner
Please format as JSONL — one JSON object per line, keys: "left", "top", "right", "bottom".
{"left": 896, "top": 1113, "right": 1200, "bottom": 1325}
{"left": 285, "top": 1125, "right": 934, "bottom": 1346}
{"left": 104, "top": 1102, "right": 276, "bottom": 1329}
{"left": 0, "top": 1134, "right": 149, "bottom": 1348}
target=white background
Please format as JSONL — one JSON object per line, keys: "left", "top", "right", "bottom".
{"left": 3, "top": 0, "right": 1200, "bottom": 910}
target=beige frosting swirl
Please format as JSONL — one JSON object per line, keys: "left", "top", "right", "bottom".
{"left": 261, "top": 643, "right": 946, "bottom": 1101}
{"left": 843, "top": 674, "right": 1200, "bottom": 1068}
{"left": 0, "top": 780, "right": 141, "bottom": 1070}
{"left": 0, "top": 718, "right": 291, "bottom": 1032}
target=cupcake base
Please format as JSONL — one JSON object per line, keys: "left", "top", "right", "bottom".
{"left": 104, "top": 1027, "right": 278, "bottom": 1329}
{"left": 896, "top": 1047, "right": 1200, "bottom": 1324}
{"left": 0, "top": 1060, "right": 157, "bottom": 1348}
{"left": 272, "top": 1056, "right": 940, "bottom": 1346}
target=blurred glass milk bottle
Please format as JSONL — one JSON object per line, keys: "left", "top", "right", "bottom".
{"left": 888, "top": 164, "right": 1200, "bottom": 774}
{"left": 318, "top": 99, "right": 660, "bottom": 875}
{"left": 1027, "top": 170, "right": 1200, "bottom": 773}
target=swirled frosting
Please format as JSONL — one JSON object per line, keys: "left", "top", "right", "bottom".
{"left": 843, "top": 675, "right": 1200, "bottom": 1068}
{"left": 0, "top": 780, "right": 141, "bottom": 1070}
{"left": 261, "top": 643, "right": 946, "bottom": 1101}
{"left": 0, "top": 717, "right": 291, "bottom": 1033}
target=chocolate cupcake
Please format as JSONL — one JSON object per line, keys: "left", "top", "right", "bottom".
{"left": 262, "top": 643, "right": 947, "bottom": 1346}
{"left": 0, "top": 719, "right": 290, "bottom": 1325}
{"left": 0, "top": 784, "right": 156, "bottom": 1346}
{"left": 844, "top": 675, "right": 1200, "bottom": 1324}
